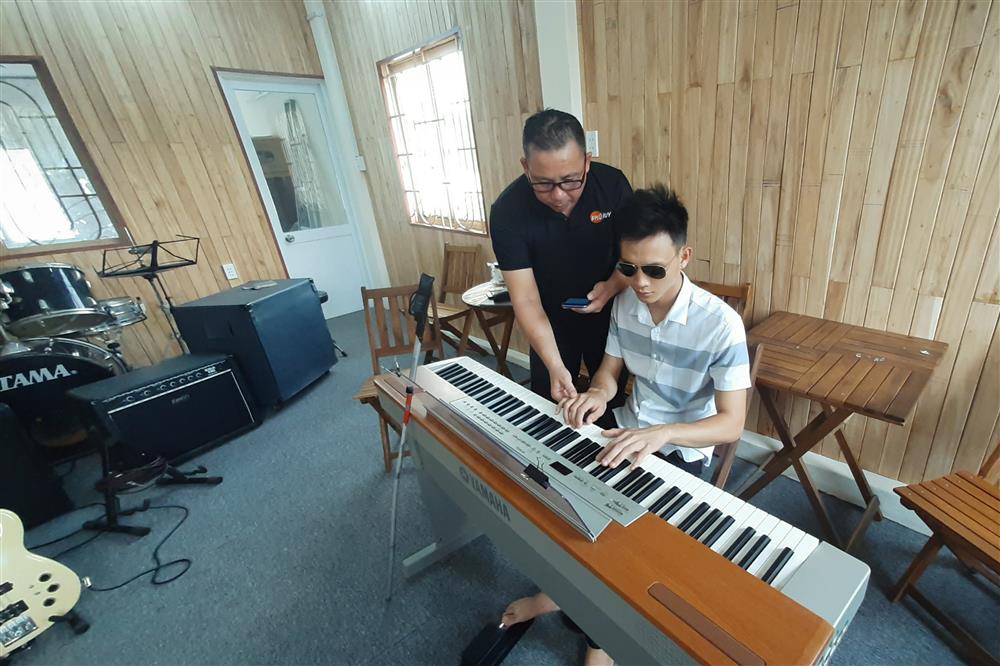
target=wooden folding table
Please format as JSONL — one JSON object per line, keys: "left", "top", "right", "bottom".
{"left": 741, "top": 311, "right": 948, "bottom": 552}
{"left": 461, "top": 282, "right": 516, "bottom": 378}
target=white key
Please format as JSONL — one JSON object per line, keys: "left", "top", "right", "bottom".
{"left": 755, "top": 528, "right": 807, "bottom": 585}
{"left": 773, "top": 532, "right": 821, "bottom": 590}
{"left": 737, "top": 515, "right": 780, "bottom": 569}
{"left": 747, "top": 521, "right": 793, "bottom": 577}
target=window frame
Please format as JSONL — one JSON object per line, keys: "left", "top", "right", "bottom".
{"left": 0, "top": 55, "right": 130, "bottom": 258}
{"left": 376, "top": 28, "right": 487, "bottom": 237}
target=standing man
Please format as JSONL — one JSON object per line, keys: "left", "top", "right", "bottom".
{"left": 490, "top": 109, "right": 632, "bottom": 403}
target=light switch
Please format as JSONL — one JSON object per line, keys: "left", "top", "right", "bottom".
{"left": 222, "top": 263, "right": 239, "bottom": 280}
{"left": 586, "top": 130, "right": 599, "bottom": 157}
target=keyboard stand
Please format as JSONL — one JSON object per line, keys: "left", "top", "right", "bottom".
{"left": 403, "top": 454, "right": 482, "bottom": 578}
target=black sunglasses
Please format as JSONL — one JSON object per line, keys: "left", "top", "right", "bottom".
{"left": 616, "top": 261, "right": 668, "bottom": 279}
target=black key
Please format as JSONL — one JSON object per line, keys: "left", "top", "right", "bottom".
{"left": 597, "top": 462, "right": 627, "bottom": 482}
{"left": 526, "top": 416, "right": 557, "bottom": 437}
{"left": 484, "top": 394, "right": 512, "bottom": 410}
{"left": 510, "top": 407, "right": 538, "bottom": 425}
{"left": 481, "top": 389, "right": 510, "bottom": 406}
{"left": 436, "top": 364, "right": 462, "bottom": 378}
{"left": 576, "top": 445, "right": 606, "bottom": 469}
{"left": 678, "top": 502, "right": 709, "bottom": 532}
{"left": 453, "top": 374, "right": 479, "bottom": 389}
{"left": 569, "top": 442, "right": 600, "bottom": 466}
{"left": 521, "top": 416, "right": 549, "bottom": 436}
{"left": 468, "top": 382, "right": 497, "bottom": 397}
{"left": 702, "top": 516, "right": 735, "bottom": 547}
{"left": 621, "top": 471, "right": 654, "bottom": 498}
{"left": 532, "top": 420, "right": 561, "bottom": 440}
{"left": 660, "top": 493, "right": 692, "bottom": 521}
{"left": 633, "top": 478, "right": 665, "bottom": 503}
{"left": 560, "top": 439, "right": 590, "bottom": 459}
{"left": 612, "top": 469, "right": 643, "bottom": 491}
{"left": 545, "top": 430, "right": 578, "bottom": 450}
{"left": 648, "top": 487, "right": 680, "bottom": 514}
{"left": 477, "top": 387, "right": 504, "bottom": 404}
{"left": 761, "top": 547, "right": 794, "bottom": 584}
{"left": 738, "top": 535, "right": 771, "bottom": 570}
{"left": 496, "top": 399, "right": 524, "bottom": 416}
{"left": 723, "top": 528, "right": 756, "bottom": 561}
{"left": 689, "top": 509, "right": 722, "bottom": 540}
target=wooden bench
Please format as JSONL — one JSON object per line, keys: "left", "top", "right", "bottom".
{"left": 891, "top": 441, "right": 1000, "bottom": 664}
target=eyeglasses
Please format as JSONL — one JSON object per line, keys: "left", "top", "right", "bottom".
{"left": 616, "top": 261, "right": 668, "bottom": 279}
{"left": 529, "top": 177, "right": 585, "bottom": 193}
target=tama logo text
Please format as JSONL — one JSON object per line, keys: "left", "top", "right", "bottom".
{"left": 0, "top": 364, "right": 73, "bottom": 392}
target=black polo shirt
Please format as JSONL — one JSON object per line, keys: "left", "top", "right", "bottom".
{"left": 489, "top": 161, "right": 632, "bottom": 321}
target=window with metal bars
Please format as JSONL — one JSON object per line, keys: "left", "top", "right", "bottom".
{"left": 378, "top": 31, "right": 486, "bottom": 236}
{"left": 0, "top": 58, "right": 129, "bottom": 257}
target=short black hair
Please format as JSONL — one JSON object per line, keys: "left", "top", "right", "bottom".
{"left": 522, "top": 109, "right": 586, "bottom": 156}
{"left": 616, "top": 185, "right": 688, "bottom": 247}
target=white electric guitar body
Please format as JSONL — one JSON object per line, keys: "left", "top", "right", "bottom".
{"left": 0, "top": 510, "right": 83, "bottom": 658}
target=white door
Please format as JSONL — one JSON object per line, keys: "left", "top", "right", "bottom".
{"left": 218, "top": 73, "right": 369, "bottom": 319}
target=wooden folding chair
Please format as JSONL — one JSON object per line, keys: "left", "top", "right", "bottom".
{"left": 694, "top": 280, "right": 754, "bottom": 329}
{"left": 434, "top": 243, "right": 488, "bottom": 356}
{"left": 711, "top": 342, "right": 763, "bottom": 489}
{"left": 890, "top": 441, "right": 1000, "bottom": 664}
{"left": 354, "top": 284, "right": 444, "bottom": 473}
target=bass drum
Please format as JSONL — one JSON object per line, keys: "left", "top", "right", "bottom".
{"left": 0, "top": 338, "right": 126, "bottom": 462}
{"left": 0, "top": 264, "right": 110, "bottom": 338}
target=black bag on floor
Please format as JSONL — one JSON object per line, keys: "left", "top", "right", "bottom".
{"left": 459, "top": 619, "right": 534, "bottom": 666}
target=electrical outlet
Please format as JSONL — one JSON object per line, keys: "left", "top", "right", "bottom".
{"left": 586, "top": 130, "right": 599, "bottom": 157}
{"left": 222, "top": 263, "right": 239, "bottom": 280}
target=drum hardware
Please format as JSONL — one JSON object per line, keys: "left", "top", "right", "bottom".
{"left": 75, "top": 296, "right": 147, "bottom": 371}
{"left": 0, "top": 337, "right": 126, "bottom": 463}
{"left": 0, "top": 264, "right": 112, "bottom": 338}
{"left": 98, "top": 235, "right": 200, "bottom": 356}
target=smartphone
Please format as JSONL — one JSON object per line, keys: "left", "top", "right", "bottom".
{"left": 561, "top": 297, "right": 592, "bottom": 309}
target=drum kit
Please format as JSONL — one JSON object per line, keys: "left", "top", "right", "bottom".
{"left": 0, "top": 263, "right": 146, "bottom": 459}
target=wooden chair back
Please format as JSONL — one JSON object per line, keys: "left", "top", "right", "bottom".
{"left": 439, "top": 243, "right": 483, "bottom": 304}
{"left": 361, "top": 284, "right": 444, "bottom": 375}
{"left": 978, "top": 440, "right": 1000, "bottom": 484}
{"left": 694, "top": 280, "right": 754, "bottom": 329}
{"left": 712, "top": 342, "right": 764, "bottom": 489}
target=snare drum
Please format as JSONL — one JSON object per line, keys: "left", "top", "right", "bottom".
{"left": 0, "top": 264, "right": 111, "bottom": 337}
{"left": 78, "top": 297, "right": 146, "bottom": 337}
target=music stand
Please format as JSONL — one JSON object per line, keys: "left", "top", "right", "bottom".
{"left": 99, "top": 236, "right": 199, "bottom": 355}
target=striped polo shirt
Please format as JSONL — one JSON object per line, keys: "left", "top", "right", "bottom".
{"left": 606, "top": 273, "right": 751, "bottom": 464}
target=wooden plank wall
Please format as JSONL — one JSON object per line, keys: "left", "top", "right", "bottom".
{"left": 579, "top": 0, "right": 999, "bottom": 483}
{"left": 322, "top": 0, "right": 541, "bottom": 336}
{"left": 0, "top": 0, "right": 319, "bottom": 366}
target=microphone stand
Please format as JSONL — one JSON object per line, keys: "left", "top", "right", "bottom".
{"left": 385, "top": 274, "right": 435, "bottom": 602}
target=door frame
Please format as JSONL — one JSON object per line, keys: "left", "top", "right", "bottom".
{"left": 213, "top": 67, "right": 374, "bottom": 295}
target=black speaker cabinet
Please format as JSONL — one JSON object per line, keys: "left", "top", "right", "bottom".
{"left": 173, "top": 279, "right": 336, "bottom": 409}
{"left": 0, "top": 403, "right": 72, "bottom": 528}
{"left": 68, "top": 354, "right": 257, "bottom": 464}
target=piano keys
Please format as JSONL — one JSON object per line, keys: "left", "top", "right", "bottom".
{"left": 376, "top": 356, "right": 870, "bottom": 665}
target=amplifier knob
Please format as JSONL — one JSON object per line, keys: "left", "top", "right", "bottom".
{"left": 196, "top": 372, "right": 204, "bottom": 378}
{"left": 158, "top": 384, "right": 166, "bottom": 391}
{"left": 169, "top": 381, "right": 177, "bottom": 388}
{"left": 142, "top": 390, "right": 151, "bottom": 397}
{"left": 179, "top": 377, "right": 187, "bottom": 384}
{"left": 125, "top": 396, "right": 135, "bottom": 403}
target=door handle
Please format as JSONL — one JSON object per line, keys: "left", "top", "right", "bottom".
{"left": 284, "top": 234, "right": 295, "bottom": 243}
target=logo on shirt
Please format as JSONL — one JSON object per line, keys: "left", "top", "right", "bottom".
{"left": 590, "top": 210, "right": 611, "bottom": 224}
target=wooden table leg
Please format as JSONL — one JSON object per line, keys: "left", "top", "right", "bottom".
{"left": 740, "top": 388, "right": 851, "bottom": 545}
{"left": 473, "top": 308, "right": 512, "bottom": 378}
{"left": 496, "top": 310, "right": 515, "bottom": 377}
{"left": 824, "top": 405, "right": 884, "bottom": 522}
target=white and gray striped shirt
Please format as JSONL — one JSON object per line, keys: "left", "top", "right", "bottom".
{"left": 607, "top": 273, "right": 751, "bottom": 464}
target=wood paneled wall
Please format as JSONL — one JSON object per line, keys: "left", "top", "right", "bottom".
{"left": 580, "top": 0, "right": 999, "bottom": 483}
{"left": 0, "top": 0, "right": 320, "bottom": 366}
{"left": 322, "top": 0, "right": 541, "bottom": 316}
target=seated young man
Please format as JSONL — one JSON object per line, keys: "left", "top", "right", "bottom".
{"left": 500, "top": 185, "right": 752, "bottom": 666}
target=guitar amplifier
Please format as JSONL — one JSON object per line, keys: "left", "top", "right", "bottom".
{"left": 68, "top": 353, "right": 257, "bottom": 464}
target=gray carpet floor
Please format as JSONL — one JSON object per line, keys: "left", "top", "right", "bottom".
{"left": 14, "top": 310, "right": 999, "bottom": 665}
